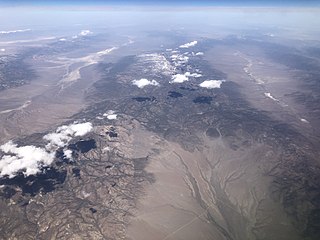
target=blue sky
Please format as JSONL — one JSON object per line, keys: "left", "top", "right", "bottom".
{"left": 0, "top": 0, "right": 319, "bottom": 7}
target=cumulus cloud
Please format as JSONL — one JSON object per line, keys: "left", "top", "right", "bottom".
{"left": 103, "top": 110, "right": 118, "bottom": 120}
{"left": 195, "top": 52, "right": 204, "bottom": 56}
{"left": 0, "top": 49, "right": 5, "bottom": 52}
{"left": 187, "top": 72, "right": 202, "bottom": 78}
{"left": 44, "top": 122, "right": 93, "bottom": 150}
{"left": 179, "top": 41, "right": 198, "bottom": 48}
{"left": 199, "top": 80, "right": 225, "bottom": 89}
{"left": 132, "top": 78, "right": 159, "bottom": 88}
{"left": 0, "top": 122, "right": 93, "bottom": 178}
{"left": 107, "top": 114, "right": 117, "bottom": 120}
{"left": 0, "top": 141, "right": 55, "bottom": 178}
{"left": 171, "top": 74, "right": 189, "bottom": 83}
{"left": 79, "top": 30, "right": 93, "bottom": 36}
{"left": 72, "top": 30, "right": 93, "bottom": 39}
{"left": 170, "top": 72, "right": 202, "bottom": 83}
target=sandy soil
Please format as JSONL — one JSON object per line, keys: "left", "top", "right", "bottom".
{"left": 0, "top": 54, "right": 105, "bottom": 144}
{"left": 126, "top": 129, "right": 300, "bottom": 240}
{"left": 204, "top": 45, "right": 319, "bottom": 145}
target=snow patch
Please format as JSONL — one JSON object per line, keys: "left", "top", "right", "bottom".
{"left": 63, "top": 149, "right": 73, "bottom": 159}
{"left": 138, "top": 53, "right": 174, "bottom": 76}
{"left": 264, "top": 92, "right": 279, "bottom": 102}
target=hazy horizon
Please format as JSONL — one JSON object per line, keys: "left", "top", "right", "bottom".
{"left": 1, "top": 1, "right": 320, "bottom": 240}
{"left": 0, "top": 0, "right": 320, "bottom": 7}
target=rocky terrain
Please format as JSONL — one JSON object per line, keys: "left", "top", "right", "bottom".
{"left": 0, "top": 53, "right": 35, "bottom": 91}
{"left": 0, "top": 22, "right": 320, "bottom": 240}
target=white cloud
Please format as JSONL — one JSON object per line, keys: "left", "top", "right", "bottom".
{"left": 79, "top": 30, "right": 93, "bottom": 36}
{"left": 170, "top": 72, "right": 202, "bottom": 84}
{"left": 0, "top": 29, "right": 31, "bottom": 34}
{"left": 103, "top": 110, "right": 118, "bottom": 120}
{"left": 187, "top": 72, "right": 202, "bottom": 78}
{"left": 132, "top": 78, "right": 159, "bottom": 88}
{"left": 59, "top": 38, "right": 67, "bottom": 41}
{"left": 44, "top": 122, "right": 93, "bottom": 150}
{"left": 179, "top": 41, "right": 198, "bottom": 48}
{"left": 171, "top": 73, "right": 189, "bottom": 83}
{"left": 0, "top": 122, "right": 93, "bottom": 178}
{"left": 300, "top": 118, "right": 309, "bottom": 123}
{"left": 72, "top": 30, "right": 93, "bottom": 39}
{"left": 43, "top": 131, "right": 71, "bottom": 149}
{"left": 0, "top": 141, "right": 55, "bottom": 178}
{"left": 199, "top": 80, "right": 225, "bottom": 89}
{"left": 0, "top": 49, "right": 5, "bottom": 52}
{"left": 107, "top": 114, "right": 117, "bottom": 120}
{"left": 67, "top": 122, "right": 93, "bottom": 136}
